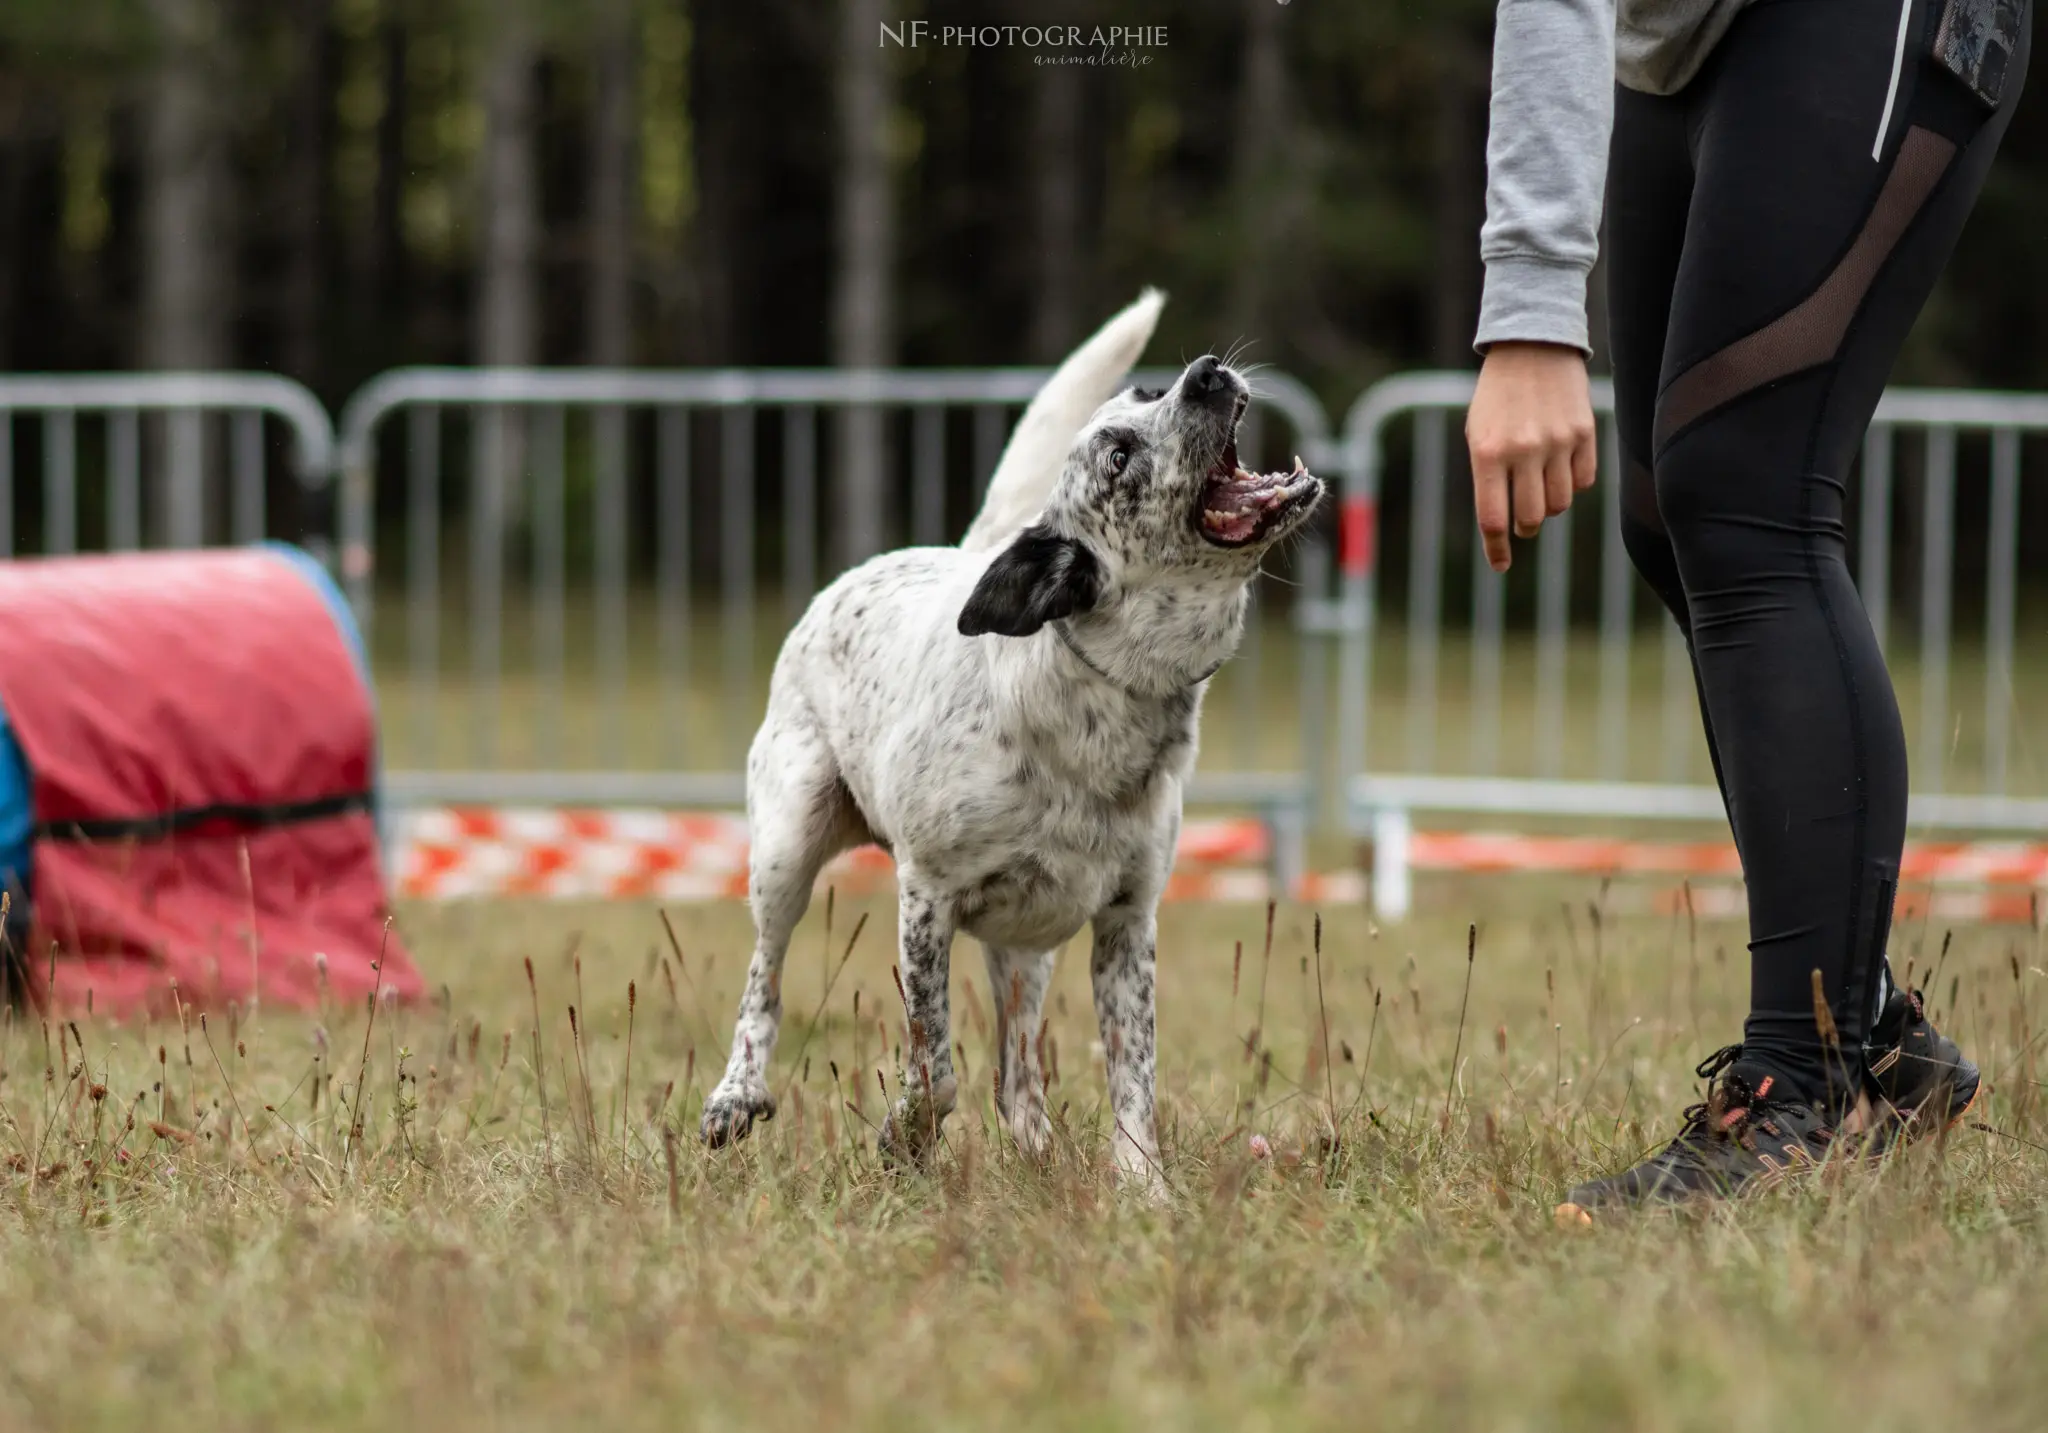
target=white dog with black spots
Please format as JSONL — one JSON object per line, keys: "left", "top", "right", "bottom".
{"left": 700, "top": 290, "right": 1323, "bottom": 1192}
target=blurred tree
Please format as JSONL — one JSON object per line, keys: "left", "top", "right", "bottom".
{"left": 1027, "top": 0, "right": 1086, "bottom": 362}
{"left": 0, "top": 69, "right": 26, "bottom": 371}
{"left": 636, "top": 0, "right": 694, "bottom": 361}
{"left": 474, "top": 2, "right": 539, "bottom": 557}
{"left": 282, "top": 0, "right": 334, "bottom": 387}
{"left": 141, "top": 0, "right": 229, "bottom": 546}
{"left": 0, "top": 0, "right": 2043, "bottom": 582}
{"left": 477, "top": 7, "right": 538, "bottom": 369}
{"left": 833, "top": 0, "right": 895, "bottom": 564}
{"left": 1227, "top": 0, "right": 1290, "bottom": 346}
{"left": 371, "top": 5, "right": 406, "bottom": 315}
{"left": 1428, "top": 6, "right": 1489, "bottom": 368}
{"left": 585, "top": 0, "right": 635, "bottom": 365}
{"left": 140, "top": 0, "right": 228, "bottom": 373}
{"left": 1029, "top": 59, "right": 1085, "bottom": 361}
{"left": 689, "top": 0, "right": 830, "bottom": 368}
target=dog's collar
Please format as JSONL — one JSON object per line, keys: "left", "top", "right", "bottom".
{"left": 1050, "top": 619, "right": 1224, "bottom": 695}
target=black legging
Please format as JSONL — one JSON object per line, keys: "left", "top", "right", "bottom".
{"left": 1608, "top": 0, "right": 2029, "bottom": 1102}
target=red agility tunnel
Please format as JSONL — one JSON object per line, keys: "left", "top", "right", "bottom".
{"left": 0, "top": 546, "right": 421, "bottom": 1016}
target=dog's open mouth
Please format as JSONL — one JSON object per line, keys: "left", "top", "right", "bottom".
{"left": 1197, "top": 440, "right": 1320, "bottom": 548}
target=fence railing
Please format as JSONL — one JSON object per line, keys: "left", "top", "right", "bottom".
{"left": 6, "top": 365, "right": 2046, "bottom": 914}
{"left": 1330, "top": 372, "right": 2048, "bottom": 916}
{"left": 0, "top": 374, "right": 334, "bottom": 558}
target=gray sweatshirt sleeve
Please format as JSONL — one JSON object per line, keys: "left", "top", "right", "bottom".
{"left": 1474, "top": 0, "right": 1617, "bottom": 356}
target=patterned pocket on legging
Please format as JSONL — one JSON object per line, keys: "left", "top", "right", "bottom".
{"left": 1931, "top": 0, "right": 2025, "bottom": 108}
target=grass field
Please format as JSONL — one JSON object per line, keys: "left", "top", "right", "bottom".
{"left": 2, "top": 889, "right": 2045, "bottom": 1430}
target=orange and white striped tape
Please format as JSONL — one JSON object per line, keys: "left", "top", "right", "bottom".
{"left": 1408, "top": 831, "right": 2047, "bottom": 926}
{"left": 390, "top": 808, "right": 2046, "bottom": 919}
{"left": 1654, "top": 882, "right": 2042, "bottom": 925}
{"left": 397, "top": 808, "right": 753, "bottom": 900}
{"left": 1408, "top": 831, "right": 2048, "bottom": 886}
{"left": 392, "top": 807, "right": 1362, "bottom": 903}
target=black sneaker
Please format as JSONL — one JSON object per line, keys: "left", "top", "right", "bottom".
{"left": 1556, "top": 1045, "right": 1845, "bottom": 1219}
{"left": 1866, "top": 987, "right": 1980, "bottom": 1134}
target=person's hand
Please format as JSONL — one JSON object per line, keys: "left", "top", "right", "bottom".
{"left": 1465, "top": 341, "right": 1598, "bottom": 572}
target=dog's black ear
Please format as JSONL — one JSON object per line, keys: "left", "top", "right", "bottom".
{"left": 958, "top": 526, "right": 1102, "bottom": 638}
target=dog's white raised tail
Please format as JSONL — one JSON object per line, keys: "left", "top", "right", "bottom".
{"left": 959, "top": 286, "right": 1165, "bottom": 554}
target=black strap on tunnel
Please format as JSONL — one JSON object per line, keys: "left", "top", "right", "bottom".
{"left": 33, "top": 789, "right": 374, "bottom": 843}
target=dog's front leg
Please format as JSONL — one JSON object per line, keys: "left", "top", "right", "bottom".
{"left": 878, "top": 877, "right": 959, "bottom": 1166}
{"left": 1090, "top": 901, "right": 1164, "bottom": 1196}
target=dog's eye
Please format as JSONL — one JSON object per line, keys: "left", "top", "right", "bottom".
{"left": 1131, "top": 387, "right": 1165, "bottom": 402}
{"left": 1110, "top": 447, "right": 1131, "bottom": 474}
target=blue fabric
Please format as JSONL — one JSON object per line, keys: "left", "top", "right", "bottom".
{"left": 261, "top": 542, "right": 370, "bottom": 682}
{"left": 0, "top": 701, "right": 28, "bottom": 908}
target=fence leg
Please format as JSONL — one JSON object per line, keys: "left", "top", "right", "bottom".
{"left": 1267, "top": 801, "right": 1307, "bottom": 901}
{"left": 1370, "top": 807, "right": 1412, "bottom": 922}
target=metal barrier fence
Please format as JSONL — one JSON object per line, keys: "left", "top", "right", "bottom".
{"left": 1332, "top": 372, "right": 2048, "bottom": 916}
{"left": 7, "top": 366, "right": 2047, "bottom": 915}
{"left": 333, "top": 367, "right": 1343, "bottom": 883}
{"left": 0, "top": 374, "right": 334, "bottom": 557}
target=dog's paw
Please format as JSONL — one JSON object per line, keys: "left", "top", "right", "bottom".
{"left": 1118, "top": 1162, "right": 1172, "bottom": 1206}
{"left": 699, "top": 1080, "right": 777, "bottom": 1148}
{"left": 1110, "top": 1129, "right": 1170, "bottom": 1203}
{"left": 1004, "top": 1104, "right": 1052, "bottom": 1162}
{"left": 877, "top": 1078, "right": 957, "bottom": 1169}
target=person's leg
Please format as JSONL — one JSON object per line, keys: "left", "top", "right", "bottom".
{"left": 1606, "top": 81, "right": 1745, "bottom": 837}
{"left": 1653, "top": 0, "right": 2028, "bottom": 1103}
{"left": 1607, "top": 83, "right": 1692, "bottom": 620}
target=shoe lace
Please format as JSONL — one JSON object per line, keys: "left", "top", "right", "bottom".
{"left": 1693, "top": 1042, "right": 1745, "bottom": 1084}
{"left": 1655, "top": 1044, "right": 1787, "bottom": 1168}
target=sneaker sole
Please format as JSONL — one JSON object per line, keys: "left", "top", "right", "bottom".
{"left": 1551, "top": 1170, "right": 1798, "bottom": 1225}
{"left": 1556, "top": 1122, "right": 1900, "bottom": 1225}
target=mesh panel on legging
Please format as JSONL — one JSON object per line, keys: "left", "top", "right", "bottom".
{"left": 1653, "top": 129, "right": 1958, "bottom": 452}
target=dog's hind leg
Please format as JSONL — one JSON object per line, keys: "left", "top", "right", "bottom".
{"left": 878, "top": 876, "right": 959, "bottom": 1167}
{"left": 981, "top": 943, "right": 1053, "bottom": 1159}
{"left": 701, "top": 714, "right": 858, "bottom": 1147}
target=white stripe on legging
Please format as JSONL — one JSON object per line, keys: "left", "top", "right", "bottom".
{"left": 1873, "top": 0, "right": 1916, "bottom": 160}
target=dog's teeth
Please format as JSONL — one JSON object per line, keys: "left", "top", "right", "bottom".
{"left": 1203, "top": 509, "right": 1229, "bottom": 528}
{"left": 1293, "top": 454, "right": 1306, "bottom": 474}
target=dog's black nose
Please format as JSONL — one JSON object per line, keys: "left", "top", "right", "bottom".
{"left": 1183, "top": 355, "right": 1241, "bottom": 410}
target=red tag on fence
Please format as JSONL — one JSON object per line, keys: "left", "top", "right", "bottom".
{"left": 1339, "top": 496, "right": 1377, "bottom": 576}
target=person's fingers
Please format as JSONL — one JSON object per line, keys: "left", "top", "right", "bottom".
{"left": 1571, "top": 426, "right": 1599, "bottom": 492}
{"left": 1511, "top": 457, "right": 1548, "bottom": 539}
{"left": 1471, "top": 446, "right": 1513, "bottom": 572}
{"left": 1543, "top": 447, "right": 1574, "bottom": 518}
